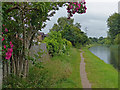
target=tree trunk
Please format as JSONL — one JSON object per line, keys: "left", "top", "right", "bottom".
{"left": 2, "top": 60, "right": 5, "bottom": 82}
{"left": 6, "top": 61, "right": 9, "bottom": 77}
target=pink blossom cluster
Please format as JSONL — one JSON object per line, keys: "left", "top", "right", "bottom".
{"left": 67, "top": 0, "right": 87, "bottom": 19}
{"left": 2, "top": 24, "right": 14, "bottom": 60}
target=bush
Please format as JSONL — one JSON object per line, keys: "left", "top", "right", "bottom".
{"left": 43, "top": 31, "right": 72, "bottom": 56}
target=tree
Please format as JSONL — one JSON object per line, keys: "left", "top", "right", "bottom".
{"left": 89, "top": 37, "right": 98, "bottom": 44}
{"left": 107, "top": 13, "right": 120, "bottom": 40}
{"left": 2, "top": 2, "right": 65, "bottom": 79}
{"left": 50, "top": 17, "right": 89, "bottom": 48}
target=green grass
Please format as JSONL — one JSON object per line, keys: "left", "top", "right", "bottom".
{"left": 50, "top": 47, "right": 82, "bottom": 88}
{"left": 82, "top": 47, "right": 118, "bottom": 88}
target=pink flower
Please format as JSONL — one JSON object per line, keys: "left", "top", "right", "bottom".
{"left": 5, "top": 28, "right": 8, "bottom": 32}
{"left": 10, "top": 41, "right": 12, "bottom": 45}
{"left": 10, "top": 44, "right": 13, "bottom": 48}
{"left": 74, "top": 3, "right": 76, "bottom": 5}
{"left": 5, "top": 55, "right": 11, "bottom": 60}
{"left": 78, "top": 4, "right": 81, "bottom": 8}
{"left": 5, "top": 48, "right": 13, "bottom": 60}
{"left": 5, "top": 56, "right": 9, "bottom": 60}
{"left": 70, "top": 5, "right": 73, "bottom": 9}
{"left": 3, "top": 24, "right": 5, "bottom": 27}
{"left": 8, "top": 48, "right": 13, "bottom": 53}
{"left": 76, "top": 8, "right": 79, "bottom": 12}
{"left": 2, "top": 37, "right": 4, "bottom": 41}
{"left": 4, "top": 45, "right": 6, "bottom": 49}
{"left": 10, "top": 41, "right": 13, "bottom": 48}
{"left": 2, "top": 32, "right": 3, "bottom": 34}
{"left": 5, "top": 50, "right": 12, "bottom": 60}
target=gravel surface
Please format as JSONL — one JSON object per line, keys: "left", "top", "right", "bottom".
{"left": 80, "top": 49, "right": 92, "bottom": 89}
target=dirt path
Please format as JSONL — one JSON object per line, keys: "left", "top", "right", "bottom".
{"left": 80, "top": 49, "right": 92, "bottom": 89}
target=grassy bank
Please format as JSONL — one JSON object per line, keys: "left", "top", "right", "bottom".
{"left": 49, "top": 47, "right": 82, "bottom": 88}
{"left": 3, "top": 47, "right": 82, "bottom": 88}
{"left": 82, "top": 47, "right": 118, "bottom": 88}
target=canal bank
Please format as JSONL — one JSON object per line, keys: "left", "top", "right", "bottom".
{"left": 82, "top": 47, "right": 118, "bottom": 88}
{"left": 89, "top": 45, "right": 119, "bottom": 70}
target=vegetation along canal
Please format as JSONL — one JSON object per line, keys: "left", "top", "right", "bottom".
{"left": 89, "top": 45, "right": 120, "bottom": 70}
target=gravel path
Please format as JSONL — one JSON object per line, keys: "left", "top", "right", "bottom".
{"left": 80, "top": 49, "right": 92, "bottom": 89}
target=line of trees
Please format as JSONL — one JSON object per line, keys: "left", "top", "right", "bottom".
{"left": 89, "top": 13, "right": 120, "bottom": 45}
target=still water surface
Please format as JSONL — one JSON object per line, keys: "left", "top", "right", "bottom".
{"left": 89, "top": 45, "right": 119, "bottom": 70}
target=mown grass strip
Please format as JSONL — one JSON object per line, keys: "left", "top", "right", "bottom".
{"left": 82, "top": 47, "right": 118, "bottom": 88}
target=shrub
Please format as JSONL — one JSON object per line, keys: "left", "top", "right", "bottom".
{"left": 43, "top": 31, "right": 72, "bottom": 56}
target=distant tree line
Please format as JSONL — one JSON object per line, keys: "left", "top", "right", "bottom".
{"left": 89, "top": 13, "right": 120, "bottom": 45}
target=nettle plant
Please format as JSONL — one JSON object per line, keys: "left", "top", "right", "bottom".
{"left": 2, "top": 25, "right": 13, "bottom": 61}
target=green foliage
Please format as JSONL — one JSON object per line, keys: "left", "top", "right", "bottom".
{"left": 89, "top": 37, "right": 98, "bottom": 44}
{"left": 107, "top": 13, "right": 120, "bottom": 40}
{"left": 89, "top": 37, "right": 112, "bottom": 45}
{"left": 43, "top": 31, "right": 72, "bottom": 56}
{"left": 50, "top": 17, "right": 89, "bottom": 48}
{"left": 114, "top": 33, "right": 120, "bottom": 45}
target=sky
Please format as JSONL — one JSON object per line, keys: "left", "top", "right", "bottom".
{"left": 41, "top": 0, "right": 119, "bottom": 38}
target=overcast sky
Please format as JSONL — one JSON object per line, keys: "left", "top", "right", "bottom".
{"left": 42, "top": 0, "right": 119, "bottom": 38}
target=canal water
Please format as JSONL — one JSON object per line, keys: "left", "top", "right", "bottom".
{"left": 89, "top": 45, "right": 120, "bottom": 70}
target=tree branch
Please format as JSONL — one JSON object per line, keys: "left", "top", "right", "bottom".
{"left": 6, "top": 6, "right": 20, "bottom": 13}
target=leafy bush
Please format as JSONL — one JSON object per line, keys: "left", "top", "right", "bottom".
{"left": 43, "top": 31, "right": 72, "bottom": 56}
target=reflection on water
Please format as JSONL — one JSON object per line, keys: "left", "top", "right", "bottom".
{"left": 89, "top": 45, "right": 119, "bottom": 70}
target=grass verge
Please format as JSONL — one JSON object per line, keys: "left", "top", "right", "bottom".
{"left": 82, "top": 47, "right": 118, "bottom": 88}
{"left": 50, "top": 47, "right": 82, "bottom": 88}
{"left": 3, "top": 47, "right": 82, "bottom": 88}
